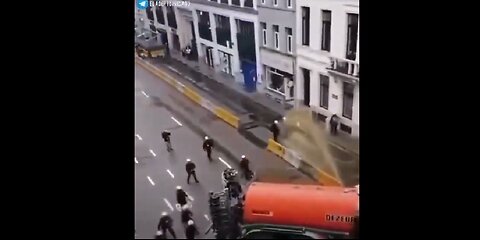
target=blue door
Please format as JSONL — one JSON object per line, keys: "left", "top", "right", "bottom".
{"left": 241, "top": 60, "right": 256, "bottom": 92}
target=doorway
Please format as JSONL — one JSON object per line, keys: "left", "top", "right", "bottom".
{"left": 218, "top": 50, "right": 232, "bottom": 75}
{"left": 173, "top": 34, "right": 181, "bottom": 51}
{"left": 205, "top": 46, "right": 214, "bottom": 68}
{"left": 302, "top": 68, "right": 310, "bottom": 106}
{"left": 190, "top": 21, "right": 196, "bottom": 40}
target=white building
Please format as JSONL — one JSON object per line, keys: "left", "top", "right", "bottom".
{"left": 258, "top": 0, "right": 297, "bottom": 105}
{"left": 295, "top": 0, "right": 359, "bottom": 137}
{"left": 135, "top": 3, "right": 188, "bottom": 51}
{"left": 136, "top": 1, "right": 262, "bottom": 87}
{"left": 189, "top": 0, "right": 261, "bottom": 84}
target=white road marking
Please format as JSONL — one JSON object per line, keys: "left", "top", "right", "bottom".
{"left": 204, "top": 214, "right": 210, "bottom": 221}
{"left": 134, "top": 157, "right": 138, "bottom": 164}
{"left": 166, "top": 169, "right": 175, "bottom": 178}
{"left": 141, "top": 91, "right": 149, "bottom": 98}
{"left": 147, "top": 176, "right": 155, "bottom": 186}
{"left": 135, "top": 134, "right": 143, "bottom": 141}
{"left": 218, "top": 157, "right": 232, "bottom": 169}
{"left": 170, "top": 116, "right": 183, "bottom": 126}
{"left": 164, "top": 198, "right": 174, "bottom": 211}
{"left": 149, "top": 149, "right": 157, "bottom": 157}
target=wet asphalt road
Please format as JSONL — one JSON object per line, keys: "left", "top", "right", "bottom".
{"left": 135, "top": 71, "right": 241, "bottom": 239}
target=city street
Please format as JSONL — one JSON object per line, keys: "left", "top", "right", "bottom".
{"left": 141, "top": 57, "right": 359, "bottom": 186}
{"left": 135, "top": 63, "right": 322, "bottom": 238}
{"left": 135, "top": 77, "right": 241, "bottom": 239}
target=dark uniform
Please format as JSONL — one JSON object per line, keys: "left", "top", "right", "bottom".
{"left": 181, "top": 208, "right": 193, "bottom": 225}
{"left": 233, "top": 202, "right": 244, "bottom": 224}
{"left": 177, "top": 189, "right": 189, "bottom": 206}
{"left": 186, "top": 161, "right": 199, "bottom": 184}
{"left": 185, "top": 223, "right": 199, "bottom": 239}
{"left": 270, "top": 123, "right": 280, "bottom": 142}
{"left": 226, "top": 181, "right": 242, "bottom": 199}
{"left": 240, "top": 157, "right": 251, "bottom": 180}
{"left": 330, "top": 114, "right": 339, "bottom": 135}
{"left": 203, "top": 139, "right": 214, "bottom": 160}
{"left": 158, "top": 214, "right": 177, "bottom": 239}
{"left": 162, "top": 131, "right": 173, "bottom": 151}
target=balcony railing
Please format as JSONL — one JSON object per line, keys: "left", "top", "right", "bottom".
{"left": 327, "top": 56, "right": 359, "bottom": 79}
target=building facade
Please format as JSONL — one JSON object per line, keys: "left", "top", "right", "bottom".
{"left": 258, "top": 0, "right": 296, "bottom": 105}
{"left": 136, "top": 0, "right": 262, "bottom": 89}
{"left": 190, "top": 0, "right": 261, "bottom": 86}
{"left": 295, "top": 0, "right": 359, "bottom": 137}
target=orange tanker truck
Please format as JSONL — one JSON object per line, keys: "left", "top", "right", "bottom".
{"left": 208, "top": 182, "right": 359, "bottom": 239}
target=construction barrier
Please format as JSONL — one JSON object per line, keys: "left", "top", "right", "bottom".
{"left": 136, "top": 57, "right": 239, "bottom": 129}
{"left": 136, "top": 58, "right": 342, "bottom": 186}
{"left": 214, "top": 107, "right": 239, "bottom": 129}
{"left": 317, "top": 170, "right": 343, "bottom": 187}
{"left": 267, "top": 139, "right": 286, "bottom": 158}
{"left": 283, "top": 148, "right": 302, "bottom": 169}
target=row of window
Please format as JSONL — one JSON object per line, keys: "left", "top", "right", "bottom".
{"left": 264, "top": 66, "right": 354, "bottom": 120}
{"left": 301, "top": 7, "right": 358, "bottom": 60}
{"left": 261, "top": 23, "right": 293, "bottom": 53}
{"left": 210, "top": 0, "right": 254, "bottom": 8}
{"left": 320, "top": 74, "right": 355, "bottom": 120}
{"left": 148, "top": 6, "right": 177, "bottom": 29}
{"left": 261, "top": 0, "right": 293, "bottom": 8}
{"left": 318, "top": 73, "right": 354, "bottom": 120}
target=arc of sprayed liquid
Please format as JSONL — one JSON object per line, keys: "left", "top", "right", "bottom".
{"left": 282, "top": 109, "right": 343, "bottom": 185}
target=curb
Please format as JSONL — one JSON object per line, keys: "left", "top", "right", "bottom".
{"left": 136, "top": 58, "right": 338, "bottom": 185}
{"left": 158, "top": 58, "right": 359, "bottom": 157}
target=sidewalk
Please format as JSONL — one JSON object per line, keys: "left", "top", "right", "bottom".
{"left": 136, "top": 62, "right": 317, "bottom": 185}
{"left": 149, "top": 53, "right": 359, "bottom": 156}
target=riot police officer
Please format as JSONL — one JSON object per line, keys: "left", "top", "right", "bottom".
{"left": 185, "top": 220, "right": 199, "bottom": 239}
{"left": 157, "top": 212, "right": 177, "bottom": 239}
{"left": 176, "top": 186, "right": 189, "bottom": 208}
{"left": 181, "top": 204, "right": 194, "bottom": 226}
{"left": 240, "top": 155, "right": 252, "bottom": 180}
{"left": 185, "top": 159, "right": 199, "bottom": 184}
{"left": 202, "top": 136, "right": 214, "bottom": 161}
{"left": 224, "top": 169, "right": 242, "bottom": 199}
{"left": 270, "top": 120, "right": 280, "bottom": 142}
